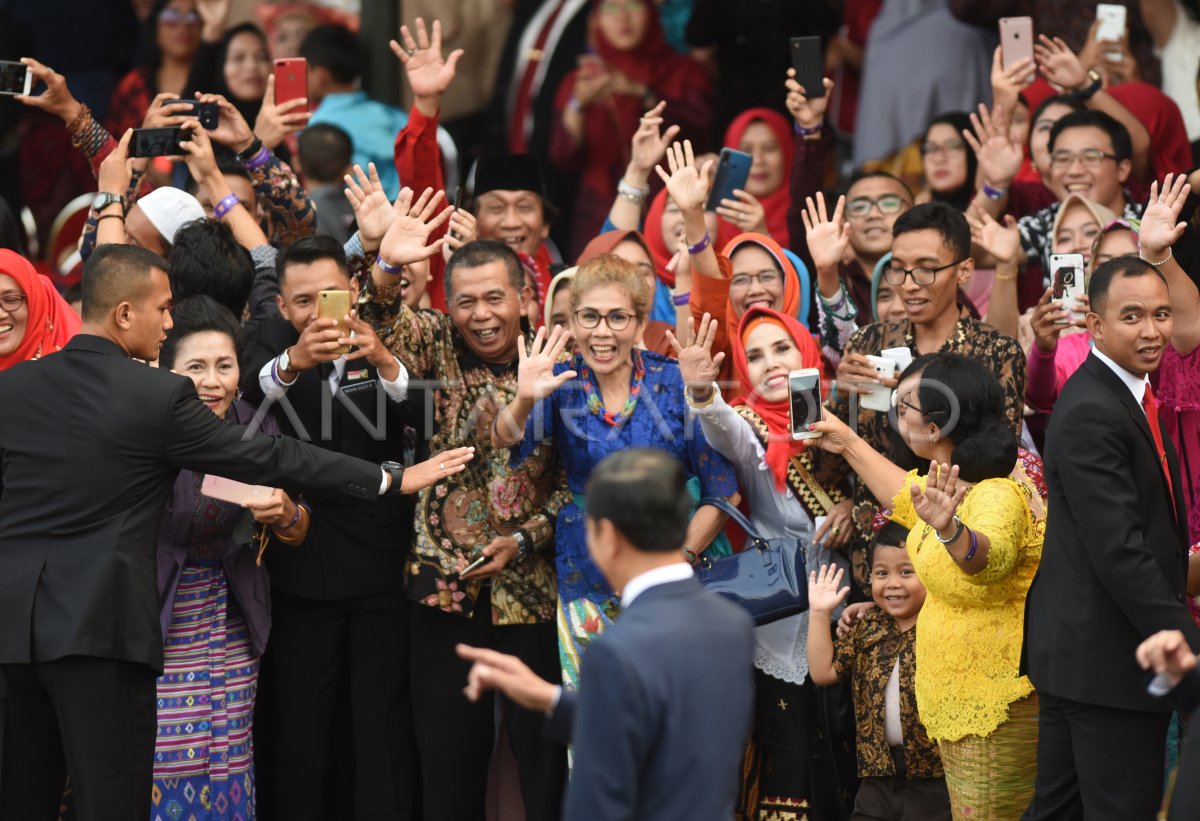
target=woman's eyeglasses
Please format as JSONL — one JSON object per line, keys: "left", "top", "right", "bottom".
{"left": 160, "top": 8, "right": 201, "bottom": 25}
{"left": 574, "top": 309, "right": 633, "bottom": 331}
{"left": 881, "top": 258, "right": 965, "bottom": 286}
{"left": 845, "top": 194, "right": 909, "bottom": 219}
{"left": 0, "top": 293, "right": 27, "bottom": 313}
{"left": 891, "top": 389, "right": 923, "bottom": 415}
{"left": 920, "top": 140, "right": 966, "bottom": 158}
{"left": 729, "top": 270, "right": 782, "bottom": 290}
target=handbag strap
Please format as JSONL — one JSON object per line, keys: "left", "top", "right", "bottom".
{"left": 697, "top": 496, "right": 768, "bottom": 546}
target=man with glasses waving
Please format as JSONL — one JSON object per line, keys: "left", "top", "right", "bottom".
{"left": 829, "top": 202, "right": 1025, "bottom": 592}
{"left": 785, "top": 71, "right": 914, "bottom": 327}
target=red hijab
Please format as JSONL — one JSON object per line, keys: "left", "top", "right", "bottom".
{"left": 731, "top": 306, "right": 825, "bottom": 492}
{"left": 0, "top": 249, "right": 80, "bottom": 370}
{"left": 644, "top": 188, "right": 739, "bottom": 288}
{"left": 576, "top": 229, "right": 654, "bottom": 268}
{"left": 590, "top": 0, "right": 690, "bottom": 96}
{"left": 723, "top": 108, "right": 794, "bottom": 246}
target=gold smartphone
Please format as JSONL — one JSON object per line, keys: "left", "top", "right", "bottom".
{"left": 317, "top": 290, "right": 352, "bottom": 355}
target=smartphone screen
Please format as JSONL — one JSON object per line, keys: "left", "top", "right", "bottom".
{"left": 789, "top": 36, "right": 825, "bottom": 97}
{"left": 788, "top": 370, "right": 822, "bottom": 439}
{"left": 0, "top": 60, "right": 32, "bottom": 96}
{"left": 130, "top": 126, "right": 186, "bottom": 158}
{"left": 704, "top": 148, "right": 753, "bottom": 212}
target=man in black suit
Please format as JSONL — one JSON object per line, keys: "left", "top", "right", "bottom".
{"left": 1023, "top": 256, "right": 1200, "bottom": 821}
{"left": 458, "top": 449, "right": 755, "bottom": 821}
{"left": 240, "top": 236, "right": 425, "bottom": 820}
{"left": 0, "top": 244, "right": 470, "bottom": 821}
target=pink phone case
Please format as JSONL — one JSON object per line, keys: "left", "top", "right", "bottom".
{"left": 999, "top": 17, "right": 1034, "bottom": 70}
{"left": 200, "top": 474, "right": 273, "bottom": 505}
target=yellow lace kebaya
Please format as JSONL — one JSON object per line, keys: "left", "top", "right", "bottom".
{"left": 890, "top": 470, "right": 1044, "bottom": 742}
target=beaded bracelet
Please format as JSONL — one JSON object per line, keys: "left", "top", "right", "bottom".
{"left": 213, "top": 194, "right": 240, "bottom": 221}
{"left": 672, "top": 291, "right": 690, "bottom": 307}
{"left": 376, "top": 257, "right": 404, "bottom": 275}
{"left": 687, "top": 232, "right": 711, "bottom": 255}
{"left": 1142, "top": 248, "right": 1173, "bottom": 267}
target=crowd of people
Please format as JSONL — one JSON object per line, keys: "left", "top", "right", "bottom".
{"left": 4, "top": 1, "right": 1200, "bottom": 820}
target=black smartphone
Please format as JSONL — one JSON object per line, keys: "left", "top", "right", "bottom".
{"left": 789, "top": 36, "right": 825, "bottom": 98}
{"left": 164, "top": 99, "right": 219, "bottom": 130}
{"left": 449, "top": 184, "right": 464, "bottom": 239}
{"left": 704, "top": 148, "right": 753, "bottom": 212}
{"left": 788, "top": 368, "right": 823, "bottom": 441}
{"left": 130, "top": 126, "right": 187, "bottom": 158}
{"left": 0, "top": 60, "right": 31, "bottom": 96}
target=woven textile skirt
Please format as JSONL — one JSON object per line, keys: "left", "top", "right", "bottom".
{"left": 937, "top": 694, "right": 1039, "bottom": 821}
{"left": 151, "top": 561, "right": 259, "bottom": 821}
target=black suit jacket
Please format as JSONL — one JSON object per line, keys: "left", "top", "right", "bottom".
{"left": 0, "top": 335, "right": 382, "bottom": 672}
{"left": 1165, "top": 668, "right": 1200, "bottom": 819}
{"left": 545, "top": 577, "right": 754, "bottom": 821}
{"left": 241, "top": 318, "right": 426, "bottom": 601}
{"left": 1023, "top": 353, "right": 1200, "bottom": 711}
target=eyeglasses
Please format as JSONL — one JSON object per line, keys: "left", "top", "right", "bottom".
{"left": 1049, "top": 149, "right": 1117, "bottom": 170}
{"left": 890, "top": 389, "right": 923, "bottom": 415}
{"left": 159, "top": 8, "right": 201, "bottom": 25}
{"left": 845, "top": 194, "right": 909, "bottom": 219}
{"left": 598, "top": 0, "right": 644, "bottom": 13}
{"left": 920, "top": 140, "right": 966, "bottom": 158}
{"left": 729, "top": 270, "right": 782, "bottom": 290}
{"left": 0, "top": 293, "right": 27, "bottom": 313}
{"left": 574, "top": 308, "right": 634, "bottom": 330}
{"left": 882, "top": 258, "right": 965, "bottom": 286}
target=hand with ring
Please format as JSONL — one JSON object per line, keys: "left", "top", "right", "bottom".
{"left": 813, "top": 498, "right": 854, "bottom": 549}
{"left": 397, "top": 447, "right": 476, "bottom": 494}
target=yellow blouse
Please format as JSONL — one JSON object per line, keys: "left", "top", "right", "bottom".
{"left": 890, "top": 469, "right": 1044, "bottom": 742}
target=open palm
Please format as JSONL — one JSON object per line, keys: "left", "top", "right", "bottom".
{"left": 912, "top": 461, "right": 967, "bottom": 534}
{"left": 964, "top": 102, "right": 1022, "bottom": 186}
{"left": 378, "top": 187, "right": 453, "bottom": 266}
{"left": 803, "top": 192, "right": 850, "bottom": 272}
{"left": 808, "top": 564, "right": 850, "bottom": 614}
{"left": 665, "top": 313, "right": 725, "bottom": 390}
{"left": 345, "top": 164, "right": 402, "bottom": 246}
{"left": 967, "top": 206, "right": 1020, "bottom": 264}
{"left": 391, "top": 18, "right": 463, "bottom": 100}
{"left": 655, "top": 140, "right": 713, "bottom": 213}
{"left": 1139, "top": 174, "right": 1191, "bottom": 257}
{"left": 517, "top": 326, "right": 577, "bottom": 402}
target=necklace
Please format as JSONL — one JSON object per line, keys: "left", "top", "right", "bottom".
{"left": 579, "top": 349, "right": 645, "bottom": 426}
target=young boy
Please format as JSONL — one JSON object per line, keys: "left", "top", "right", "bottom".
{"left": 807, "top": 522, "right": 951, "bottom": 820}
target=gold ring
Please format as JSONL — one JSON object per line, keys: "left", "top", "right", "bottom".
{"left": 831, "top": 526, "right": 840, "bottom": 535}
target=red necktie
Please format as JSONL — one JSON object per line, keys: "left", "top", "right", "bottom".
{"left": 1142, "top": 384, "right": 1177, "bottom": 518}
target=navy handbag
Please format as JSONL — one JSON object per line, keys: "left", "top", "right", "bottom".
{"left": 693, "top": 496, "right": 809, "bottom": 625}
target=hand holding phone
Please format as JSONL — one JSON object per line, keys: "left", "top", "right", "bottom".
{"left": 273, "top": 58, "right": 309, "bottom": 110}
{"left": 999, "top": 17, "right": 1034, "bottom": 71}
{"left": 860, "top": 356, "right": 898, "bottom": 412}
{"left": 704, "top": 148, "right": 753, "bottom": 213}
{"left": 0, "top": 60, "right": 32, "bottom": 96}
{"left": 789, "top": 37, "right": 825, "bottom": 97}
{"left": 201, "top": 474, "right": 274, "bottom": 505}
{"left": 1050, "top": 254, "right": 1086, "bottom": 323}
{"left": 317, "top": 290, "right": 353, "bottom": 355}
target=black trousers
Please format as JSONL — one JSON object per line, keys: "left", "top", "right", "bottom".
{"left": 408, "top": 587, "right": 566, "bottom": 821}
{"left": 255, "top": 590, "right": 415, "bottom": 821}
{"left": 0, "top": 657, "right": 156, "bottom": 821}
{"left": 1022, "top": 691, "right": 1171, "bottom": 821}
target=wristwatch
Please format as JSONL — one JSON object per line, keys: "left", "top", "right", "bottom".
{"left": 512, "top": 529, "right": 531, "bottom": 561}
{"left": 1075, "top": 69, "right": 1103, "bottom": 102}
{"left": 92, "top": 192, "right": 123, "bottom": 211}
{"left": 381, "top": 461, "right": 406, "bottom": 495}
{"left": 277, "top": 347, "right": 294, "bottom": 375}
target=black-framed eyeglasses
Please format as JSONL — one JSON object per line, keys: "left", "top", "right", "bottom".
{"left": 891, "top": 389, "right": 923, "bottom": 415}
{"left": 574, "top": 308, "right": 633, "bottom": 331}
{"left": 920, "top": 140, "right": 966, "bottom": 157}
{"left": 0, "top": 293, "right": 27, "bottom": 313}
{"left": 882, "top": 258, "right": 966, "bottom": 286}
{"left": 845, "top": 194, "right": 909, "bottom": 218}
{"left": 1049, "top": 149, "right": 1118, "bottom": 170}
{"left": 729, "top": 270, "right": 782, "bottom": 290}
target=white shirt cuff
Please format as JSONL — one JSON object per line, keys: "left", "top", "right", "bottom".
{"left": 378, "top": 357, "right": 409, "bottom": 403}
{"left": 258, "top": 355, "right": 296, "bottom": 399}
{"left": 547, "top": 685, "right": 563, "bottom": 717}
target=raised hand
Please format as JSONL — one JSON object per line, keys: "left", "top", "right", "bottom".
{"left": 1029, "top": 288, "right": 1072, "bottom": 353}
{"left": 378, "top": 186, "right": 454, "bottom": 266}
{"left": 196, "top": 92, "right": 254, "bottom": 151}
{"left": 654, "top": 140, "right": 714, "bottom": 214}
{"left": 911, "top": 461, "right": 967, "bottom": 535}
{"left": 991, "top": 46, "right": 1035, "bottom": 111}
{"left": 784, "top": 69, "right": 833, "bottom": 130}
{"left": 808, "top": 564, "right": 851, "bottom": 615}
{"left": 197, "top": 0, "right": 231, "bottom": 42}
{"left": 178, "top": 121, "right": 219, "bottom": 183}
{"left": 253, "top": 75, "right": 309, "bottom": 150}
{"left": 142, "top": 92, "right": 198, "bottom": 130}
{"left": 97, "top": 128, "right": 136, "bottom": 198}
{"left": 802, "top": 192, "right": 851, "bottom": 273}
{"left": 967, "top": 204, "right": 1021, "bottom": 265}
{"left": 717, "top": 189, "right": 767, "bottom": 233}
{"left": 14, "top": 57, "right": 82, "bottom": 124}
{"left": 390, "top": 18, "right": 464, "bottom": 104}
{"left": 665, "top": 313, "right": 725, "bottom": 394}
{"left": 344, "top": 163, "right": 400, "bottom": 249}
{"left": 443, "top": 208, "right": 477, "bottom": 261}
{"left": 630, "top": 101, "right": 681, "bottom": 176}
{"left": 516, "top": 325, "right": 577, "bottom": 402}
{"left": 400, "top": 446, "right": 477, "bottom": 494}
{"left": 963, "top": 102, "right": 1022, "bottom": 188}
{"left": 1034, "top": 34, "right": 1088, "bottom": 91}
{"left": 1139, "top": 174, "right": 1191, "bottom": 259}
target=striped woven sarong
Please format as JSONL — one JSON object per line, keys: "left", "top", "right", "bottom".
{"left": 938, "top": 694, "right": 1039, "bottom": 821}
{"left": 151, "top": 561, "right": 259, "bottom": 821}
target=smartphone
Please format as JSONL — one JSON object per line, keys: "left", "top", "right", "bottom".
{"left": 704, "top": 148, "right": 753, "bottom": 212}
{"left": 1095, "top": 4, "right": 1127, "bottom": 42}
{"left": 317, "top": 290, "right": 352, "bottom": 355}
{"left": 200, "top": 474, "right": 273, "bottom": 505}
{"left": 130, "top": 126, "right": 187, "bottom": 158}
{"left": 788, "top": 368, "right": 823, "bottom": 441}
{"left": 164, "top": 99, "right": 218, "bottom": 130}
{"left": 861, "top": 355, "right": 898, "bottom": 412}
{"left": 273, "top": 57, "right": 308, "bottom": 108}
{"left": 1050, "top": 253, "right": 1086, "bottom": 323}
{"left": 789, "top": 36, "right": 825, "bottom": 97}
{"left": 0, "top": 60, "right": 31, "bottom": 96}
{"left": 880, "top": 346, "right": 913, "bottom": 374}
{"left": 998, "top": 17, "right": 1034, "bottom": 71}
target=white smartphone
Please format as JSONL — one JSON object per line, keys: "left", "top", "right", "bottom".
{"left": 861, "top": 355, "right": 898, "bottom": 412}
{"left": 1050, "top": 253, "right": 1087, "bottom": 323}
{"left": 200, "top": 474, "right": 274, "bottom": 505}
{"left": 0, "top": 61, "right": 32, "bottom": 97}
{"left": 880, "top": 346, "right": 913, "bottom": 374}
{"left": 788, "top": 368, "right": 823, "bottom": 441}
{"left": 1095, "top": 3, "right": 1127, "bottom": 59}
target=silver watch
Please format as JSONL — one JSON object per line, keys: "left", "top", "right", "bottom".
{"left": 512, "top": 530, "right": 531, "bottom": 560}
{"left": 277, "top": 347, "right": 293, "bottom": 374}
{"left": 92, "top": 191, "right": 123, "bottom": 211}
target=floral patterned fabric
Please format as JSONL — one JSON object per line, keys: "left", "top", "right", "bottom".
{"left": 832, "top": 606, "right": 943, "bottom": 779}
{"left": 361, "top": 287, "right": 566, "bottom": 626}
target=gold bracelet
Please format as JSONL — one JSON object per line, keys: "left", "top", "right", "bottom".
{"left": 995, "top": 271, "right": 1017, "bottom": 281}
{"left": 685, "top": 384, "right": 718, "bottom": 408}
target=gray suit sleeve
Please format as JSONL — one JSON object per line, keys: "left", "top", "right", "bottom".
{"left": 248, "top": 244, "right": 283, "bottom": 323}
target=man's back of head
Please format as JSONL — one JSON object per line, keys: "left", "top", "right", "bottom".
{"left": 584, "top": 448, "right": 692, "bottom": 556}
{"left": 168, "top": 219, "right": 255, "bottom": 318}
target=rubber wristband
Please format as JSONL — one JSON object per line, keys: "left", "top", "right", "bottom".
{"left": 793, "top": 121, "right": 822, "bottom": 137}
{"left": 687, "top": 232, "right": 711, "bottom": 255}
{"left": 982, "top": 181, "right": 1007, "bottom": 200}
{"left": 376, "top": 257, "right": 404, "bottom": 275}
{"left": 672, "top": 291, "right": 690, "bottom": 307}
{"left": 954, "top": 527, "right": 979, "bottom": 564}
{"left": 213, "top": 194, "right": 240, "bottom": 220}
{"left": 243, "top": 145, "right": 271, "bottom": 170}
{"left": 278, "top": 503, "right": 302, "bottom": 531}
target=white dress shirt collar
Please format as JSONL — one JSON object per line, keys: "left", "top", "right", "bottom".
{"left": 620, "top": 562, "right": 694, "bottom": 608}
{"left": 1092, "top": 346, "right": 1149, "bottom": 407}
